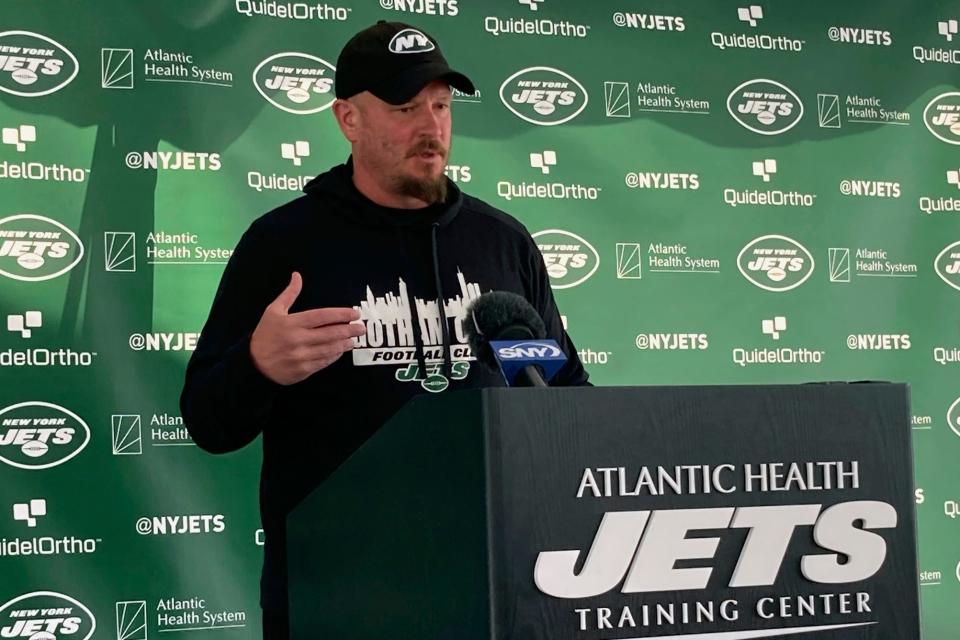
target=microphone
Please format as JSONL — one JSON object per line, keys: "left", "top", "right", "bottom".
{"left": 465, "top": 291, "right": 567, "bottom": 387}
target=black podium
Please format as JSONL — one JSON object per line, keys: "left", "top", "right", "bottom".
{"left": 287, "top": 384, "right": 920, "bottom": 639}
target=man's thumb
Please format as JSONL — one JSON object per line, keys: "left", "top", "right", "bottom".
{"left": 274, "top": 272, "right": 302, "bottom": 312}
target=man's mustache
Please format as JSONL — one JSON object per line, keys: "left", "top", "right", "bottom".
{"left": 406, "top": 140, "right": 447, "bottom": 158}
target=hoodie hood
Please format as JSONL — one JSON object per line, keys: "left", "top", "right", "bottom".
{"left": 302, "top": 155, "right": 462, "bottom": 229}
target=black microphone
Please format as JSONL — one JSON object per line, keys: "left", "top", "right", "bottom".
{"left": 465, "top": 291, "right": 551, "bottom": 387}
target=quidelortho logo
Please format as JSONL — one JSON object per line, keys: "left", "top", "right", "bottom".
{"left": 731, "top": 316, "right": 825, "bottom": 366}
{"left": 935, "top": 241, "right": 960, "bottom": 291}
{"left": 918, "top": 170, "right": 960, "bottom": 214}
{"left": 253, "top": 52, "right": 335, "bottom": 114}
{"left": 761, "top": 316, "right": 787, "bottom": 340}
{"left": 1, "top": 309, "right": 98, "bottom": 367}
{"left": 752, "top": 158, "right": 776, "bottom": 182}
{"left": 281, "top": 140, "right": 310, "bottom": 166}
{"left": 0, "top": 402, "right": 90, "bottom": 470}
{"left": 248, "top": 141, "right": 316, "bottom": 193}
{"left": 533, "top": 229, "right": 599, "bottom": 289}
{"left": 737, "top": 235, "right": 815, "bottom": 292}
{"left": 499, "top": 67, "right": 588, "bottom": 126}
{"left": 724, "top": 160, "right": 817, "bottom": 208}
{"left": 0, "top": 214, "right": 84, "bottom": 282}
{"left": 484, "top": 2, "right": 589, "bottom": 38}
{"left": 378, "top": 0, "right": 456, "bottom": 17}
{"left": 6, "top": 498, "right": 101, "bottom": 557}
{"left": 0, "top": 592, "right": 95, "bottom": 640}
{"left": 6, "top": 311, "right": 41, "bottom": 338}
{"left": 234, "top": 0, "right": 351, "bottom": 21}
{"left": 0, "top": 125, "right": 89, "bottom": 183}
{"left": 0, "top": 31, "right": 79, "bottom": 97}
{"left": 941, "top": 19, "right": 959, "bottom": 42}
{"left": 13, "top": 499, "right": 46, "bottom": 527}
{"left": 497, "top": 150, "right": 601, "bottom": 202}
{"left": 710, "top": 6, "right": 805, "bottom": 52}
{"left": 2, "top": 124, "right": 34, "bottom": 151}
{"left": 727, "top": 79, "right": 803, "bottom": 135}
{"left": 923, "top": 92, "right": 960, "bottom": 145}
{"left": 136, "top": 514, "right": 225, "bottom": 535}
{"left": 914, "top": 20, "right": 960, "bottom": 65}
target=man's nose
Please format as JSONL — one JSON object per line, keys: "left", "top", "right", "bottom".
{"left": 416, "top": 106, "right": 445, "bottom": 138}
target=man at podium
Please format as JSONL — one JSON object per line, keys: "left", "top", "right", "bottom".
{"left": 180, "top": 20, "right": 590, "bottom": 640}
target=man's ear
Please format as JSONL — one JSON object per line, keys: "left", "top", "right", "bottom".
{"left": 332, "top": 98, "right": 361, "bottom": 143}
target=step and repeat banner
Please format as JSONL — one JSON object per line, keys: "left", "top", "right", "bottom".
{"left": 1, "top": 1, "right": 958, "bottom": 638}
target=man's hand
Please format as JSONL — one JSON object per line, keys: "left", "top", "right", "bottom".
{"left": 250, "top": 272, "right": 366, "bottom": 385}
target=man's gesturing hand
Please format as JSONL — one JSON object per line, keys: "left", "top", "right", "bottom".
{"left": 250, "top": 272, "right": 366, "bottom": 385}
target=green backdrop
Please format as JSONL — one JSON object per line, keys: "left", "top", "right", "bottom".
{"left": 1, "top": 1, "right": 958, "bottom": 638}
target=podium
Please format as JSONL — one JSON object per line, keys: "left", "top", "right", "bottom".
{"left": 287, "top": 384, "right": 920, "bottom": 639}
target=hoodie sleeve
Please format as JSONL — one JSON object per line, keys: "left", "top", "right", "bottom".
{"left": 180, "top": 221, "right": 286, "bottom": 453}
{"left": 523, "top": 233, "right": 592, "bottom": 387}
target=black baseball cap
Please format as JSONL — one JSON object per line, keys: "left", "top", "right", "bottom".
{"left": 335, "top": 21, "right": 475, "bottom": 105}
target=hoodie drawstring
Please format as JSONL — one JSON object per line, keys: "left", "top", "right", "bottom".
{"left": 431, "top": 222, "right": 453, "bottom": 379}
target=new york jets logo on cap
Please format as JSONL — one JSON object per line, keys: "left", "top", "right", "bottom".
{"left": 388, "top": 28, "right": 435, "bottom": 54}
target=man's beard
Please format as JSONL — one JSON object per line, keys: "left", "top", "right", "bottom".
{"left": 392, "top": 139, "right": 450, "bottom": 205}
{"left": 394, "top": 173, "right": 448, "bottom": 205}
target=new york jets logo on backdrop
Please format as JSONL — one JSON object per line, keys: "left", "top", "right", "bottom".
{"left": 923, "top": 92, "right": 960, "bottom": 145}
{"left": 737, "top": 235, "right": 815, "bottom": 292}
{"left": 0, "top": 31, "right": 79, "bottom": 97}
{"left": 727, "top": 78, "right": 804, "bottom": 135}
{"left": 500, "top": 67, "right": 589, "bottom": 126}
{"left": 0, "top": 591, "right": 95, "bottom": 639}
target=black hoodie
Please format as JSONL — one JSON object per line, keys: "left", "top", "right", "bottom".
{"left": 180, "top": 158, "right": 589, "bottom": 614}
